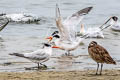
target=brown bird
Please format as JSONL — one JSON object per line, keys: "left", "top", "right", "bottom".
{"left": 88, "top": 41, "right": 116, "bottom": 75}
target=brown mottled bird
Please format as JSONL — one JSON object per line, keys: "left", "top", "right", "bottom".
{"left": 88, "top": 41, "right": 116, "bottom": 75}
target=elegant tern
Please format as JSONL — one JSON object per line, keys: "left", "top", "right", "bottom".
{"left": 9, "top": 43, "right": 58, "bottom": 69}
{"left": 47, "top": 4, "right": 93, "bottom": 55}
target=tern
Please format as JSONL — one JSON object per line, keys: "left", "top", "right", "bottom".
{"left": 9, "top": 43, "right": 58, "bottom": 69}
{"left": 79, "top": 23, "right": 104, "bottom": 38}
{"left": 88, "top": 41, "right": 116, "bottom": 75}
{"left": 110, "top": 16, "right": 120, "bottom": 31}
{"left": 100, "top": 16, "right": 120, "bottom": 31}
{"left": 47, "top": 4, "right": 93, "bottom": 55}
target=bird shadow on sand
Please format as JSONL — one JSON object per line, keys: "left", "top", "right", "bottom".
{"left": 85, "top": 72, "right": 119, "bottom": 77}
{"left": 24, "top": 66, "right": 55, "bottom": 71}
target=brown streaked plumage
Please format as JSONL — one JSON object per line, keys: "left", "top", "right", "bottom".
{"left": 88, "top": 41, "right": 116, "bottom": 75}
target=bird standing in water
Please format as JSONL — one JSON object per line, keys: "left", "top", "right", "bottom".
{"left": 88, "top": 41, "right": 116, "bottom": 75}
{"left": 47, "top": 4, "right": 93, "bottom": 55}
{"left": 9, "top": 43, "right": 58, "bottom": 69}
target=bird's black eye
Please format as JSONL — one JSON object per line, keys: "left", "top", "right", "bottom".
{"left": 52, "top": 31, "right": 59, "bottom": 36}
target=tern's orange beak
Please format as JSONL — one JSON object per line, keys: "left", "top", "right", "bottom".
{"left": 52, "top": 46, "right": 60, "bottom": 48}
{"left": 46, "top": 36, "right": 53, "bottom": 41}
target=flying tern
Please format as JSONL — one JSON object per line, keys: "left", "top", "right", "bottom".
{"left": 47, "top": 4, "right": 93, "bottom": 55}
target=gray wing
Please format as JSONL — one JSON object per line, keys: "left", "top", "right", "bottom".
{"left": 55, "top": 4, "right": 70, "bottom": 41}
{"left": 63, "top": 6, "right": 93, "bottom": 41}
{"left": 24, "top": 50, "right": 49, "bottom": 60}
{"left": 0, "top": 17, "right": 9, "bottom": 31}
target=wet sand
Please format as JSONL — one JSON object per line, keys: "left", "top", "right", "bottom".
{"left": 0, "top": 69, "right": 120, "bottom": 80}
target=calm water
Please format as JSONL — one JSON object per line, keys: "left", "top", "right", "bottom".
{"left": 0, "top": 0, "right": 120, "bottom": 72}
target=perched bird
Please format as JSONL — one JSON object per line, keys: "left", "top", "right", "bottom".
{"left": 88, "top": 41, "right": 116, "bottom": 75}
{"left": 9, "top": 43, "right": 58, "bottom": 69}
{"left": 46, "top": 4, "right": 93, "bottom": 55}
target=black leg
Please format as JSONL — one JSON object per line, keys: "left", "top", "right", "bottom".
{"left": 43, "top": 64, "right": 47, "bottom": 68}
{"left": 65, "top": 52, "right": 68, "bottom": 56}
{"left": 38, "top": 63, "right": 40, "bottom": 69}
{"left": 100, "top": 63, "right": 103, "bottom": 75}
{"left": 40, "top": 63, "right": 47, "bottom": 68}
{"left": 67, "top": 51, "right": 70, "bottom": 56}
{"left": 65, "top": 51, "right": 70, "bottom": 56}
{"left": 96, "top": 63, "right": 99, "bottom": 75}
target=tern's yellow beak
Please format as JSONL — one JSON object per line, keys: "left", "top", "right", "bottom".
{"left": 46, "top": 36, "right": 53, "bottom": 42}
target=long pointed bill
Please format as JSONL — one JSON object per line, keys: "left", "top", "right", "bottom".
{"left": 100, "top": 25, "right": 111, "bottom": 31}
{"left": 99, "top": 17, "right": 112, "bottom": 29}
{"left": 46, "top": 36, "right": 53, "bottom": 42}
{"left": 52, "top": 46, "right": 60, "bottom": 48}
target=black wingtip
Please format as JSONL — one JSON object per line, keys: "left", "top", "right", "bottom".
{"left": 84, "top": 6, "right": 93, "bottom": 14}
{"left": 9, "top": 53, "right": 25, "bottom": 57}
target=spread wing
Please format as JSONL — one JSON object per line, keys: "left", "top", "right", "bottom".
{"left": 55, "top": 4, "right": 93, "bottom": 41}
{"left": 55, "top": 4, "right": 70, "bottom": 41}
{"left": 0, "top": 17, "right": 9, "bottom": 31}
{"left": 63, "top": 6, "right": 93, "bottom": 41}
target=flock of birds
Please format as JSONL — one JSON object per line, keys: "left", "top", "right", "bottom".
{"left": 0, "top": 4, "right": 120, "bottom": 75}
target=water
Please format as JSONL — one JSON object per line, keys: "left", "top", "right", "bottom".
{"left": 0, "top": 0, "right": 120, "bottom": 72}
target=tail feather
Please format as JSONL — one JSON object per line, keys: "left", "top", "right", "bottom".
{"left": 9, "top": 53, "right": 25, "bottom": 58}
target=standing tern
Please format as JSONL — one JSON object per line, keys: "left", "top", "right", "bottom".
{"left": 47, "top": 4, "right": 93, "bottom": 55}
{"left": 9, "top": 43, "right": 58, "bottom": 69}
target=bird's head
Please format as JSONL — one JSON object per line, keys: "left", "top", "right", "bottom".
{"left": 111, "top": 16, "right": 118, "bottom": 22}
{"left": 46, "top": 34, "right": 60, "bottom": 42}
{"left": 89, "top": 41, "right": 97, "bottom": 47}
{"left": 43, "top": 43, "right": 60, "bottom": 49}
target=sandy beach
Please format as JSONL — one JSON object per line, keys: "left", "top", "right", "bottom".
{"left": 0, "top": 69, "right": 120, "bottom": 80}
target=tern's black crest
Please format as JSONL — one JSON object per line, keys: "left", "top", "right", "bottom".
{"left": 52, "top": 31, "right": 59, "bottom": 36}
{"left": 53, "top": 34, "right": 60, "bottom": 38}
{"left": 44, "top": 43, "right": 51, "bottom": 47}
{"left": 112, "top": 16, "right": 118, "bottom": 21}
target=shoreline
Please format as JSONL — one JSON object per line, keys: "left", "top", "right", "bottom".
{"left": 0, "top": 69, "right": 120, "bottom": 80}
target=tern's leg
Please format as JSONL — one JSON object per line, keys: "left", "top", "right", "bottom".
{"left": 67, "top": 51, "right": 70, "bottom": 56}
{"left": 65, "top": 52, "right": 68, "bottom": 56}
{"left": 40, "top": 63, "right": 47, "bottom": 68}
{"left": 96, "top": 63, "right": 99, "bottom": 75}
{"left": 100, "top": 63, "right": 103, "bottom": 75}
{"left": 38, "top": 63, "right": 40, "bottom": 69}
{"left": 65, "top": 51, "right": 70, "bottom": 56}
